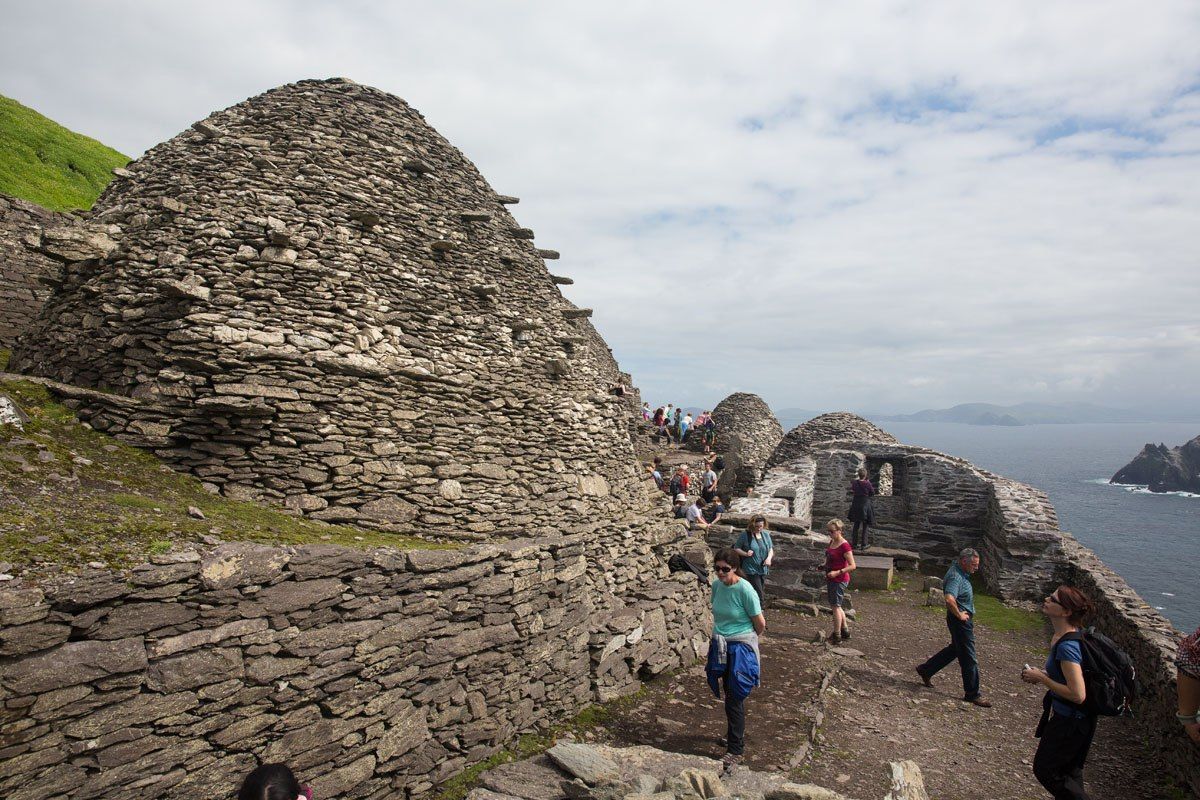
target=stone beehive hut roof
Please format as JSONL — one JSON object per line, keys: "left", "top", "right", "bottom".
{"left": 711, "top": 392, "right": 783, "bottom": 466}
{"left": 770, "top": 411, "right": 898, "bottom": 466}
{"left": 11, "top": 78, "right": 642, "bottom": 535}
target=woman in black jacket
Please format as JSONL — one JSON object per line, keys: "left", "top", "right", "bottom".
{"left": 848, "top": 467, "right": 875, "bottom": 550}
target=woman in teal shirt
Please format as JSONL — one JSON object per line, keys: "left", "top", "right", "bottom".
{"left": 733, "top": 515, "right": 774, "bottom": 603}
{"left": 709, "top": 549, "right": 766, "bottom": 770}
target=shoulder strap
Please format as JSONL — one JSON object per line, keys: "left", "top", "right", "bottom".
{"left": 1053, "top": 630, "right": 1084, "bottom": 660}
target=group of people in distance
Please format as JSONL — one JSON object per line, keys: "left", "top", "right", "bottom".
{"left": 644, "top": 403, "right": 717, "bottom": 452}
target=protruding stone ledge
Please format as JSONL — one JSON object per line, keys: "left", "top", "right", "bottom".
{"left": 403, "top": 158, "right": 434, "bottom": 174}
{"left": 510, "top": 227, "right": 535, "bottom": 240}
{"left": 561, "top": 308, "right": 592, "bottom": 319}
{"left": 431, "top": 239, "right": 457, "bottom": 252}
{"left": 537, "top": 249, "right": 560, "bottom": 260}
{"left": 496, "top": 194, "right": 519, "bottom": 204}
{"left": 551, "top": 275, "right": 574, "bottom": 285}
{"left": 460, "top": 211, "right": 492, "bottom": 222}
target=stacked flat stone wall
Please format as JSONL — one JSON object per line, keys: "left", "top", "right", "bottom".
{"left": 0, "top": 194, "right": 68, "bottom": 348}
{"left": 0, "top": 532, "right": 709, "bottom": 800}
{"left": 1053, "top": 536, "right": 1199, "bottom": 795}
{"left": 11, "top": 79, "right": 641, "bottom": 537}
{"left": 703, "top": 393, "right": 783, "bottom": 500}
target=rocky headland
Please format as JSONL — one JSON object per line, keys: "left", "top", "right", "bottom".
{"left": 1111, "top": 434, "right": 1200, "bottom": 494}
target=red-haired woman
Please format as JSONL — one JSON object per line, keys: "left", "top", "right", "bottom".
{"left": 1021, "top": 585, "right": 1096, "bottom": 800}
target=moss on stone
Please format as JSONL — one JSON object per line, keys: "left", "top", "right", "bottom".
{"left": 0, "top": 378, "right": 451, "bottom": 577}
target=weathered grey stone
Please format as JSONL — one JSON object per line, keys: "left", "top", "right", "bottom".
{"left": 547, "top": 742, "right": 620, "bottom": 786}
{"left": 62, "top": 690, "right": 199, "bottom": 738}
{"left": 375, "top": 700, "right": 430, "bottom": 762}
{"left": 1, "top": 637, "right": 146, "bottom": 694}
{"left": 200, "top": 542, "right": 290, "bottom": 589}
{"left": 146, "top": 647, "right": 243, "bottom": 692}
{"left": 0, "top": 621, "right": 70, "bottom": 656}
{"left": 95, "top": 601, "right": 198, "bottom": 638}
{"left": 884, "top": 760, "right": 928, "bottom": 800}
{"left": 256, "top": 577, "right": 345, "bottom": 613}
{"left": 765, "top": 785, "right": 849, "bottom": 800}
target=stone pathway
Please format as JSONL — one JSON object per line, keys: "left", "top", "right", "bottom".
{"left": 585, "top": 579, "right": 1173, "bottom": 800}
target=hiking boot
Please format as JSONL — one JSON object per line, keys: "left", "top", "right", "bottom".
{"left": 963, "top": 696, "right": 992, "bottom": 708}
{"left": 841, "top": 627, "right": 851, "bottom": 640}
{"left": 720, "top": 753, "right": 743, "bottom": 772}
{"left": 715, "top": 736, "right": 728, "bottom": 748}
{"left": 829, "top": 633, "right": 842, "bottom": 645}
{"left": 915, "top": 666, "right": 933, "bottom": 687}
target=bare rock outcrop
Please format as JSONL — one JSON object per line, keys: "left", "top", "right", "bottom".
{"left": 1110, "top": 435, "right": 1200, "bottom": 494}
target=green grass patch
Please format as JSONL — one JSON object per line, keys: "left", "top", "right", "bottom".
{"left": 0, "top": 378, "right": 453, "bottom": 576}
{"left": 0, "top": 94, "right": 129, "bottom": 211}
{"left": 0, "top": 349, "right": 10, "bottom": 371}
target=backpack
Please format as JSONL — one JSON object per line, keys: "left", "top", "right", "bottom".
{"left": 669, "top": 476, "right": 684, "bottom": 496}
{"left": 1057, "top": 628, "right": 1137, "bottom": 716}
{"left": 712, "top": 456, "right": 725, "bottom": 472}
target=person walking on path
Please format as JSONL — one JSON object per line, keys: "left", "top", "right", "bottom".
{"left": 915, "top": 548, "right": 992, "bottom": 707}
{"left": 823, "top": 519, "right": 856, "bottom": 644}
{"left": 702, "top": 412, "right": 717, "bottom": 453}
{"left": 641, "top": 402, "right": 651, "bottom": 421}
{"left": 705, "top": 548, "right": 766, "bottom": 772}
{"left": 733, "top": 515, "right": 774, "bottom": 603}
{"left": 848, "top": 467, "right": 875, "bottom": 550}
{"left": 673, "top": 408, "right": 684, "bottom": 444}
{"left": 1021, "top": 585, "right": 1098, "bottom": 799}
{"left": 1177, "top": 625, "right": 1200, "bottom": 744}
{"left": 681, "top": 412, "right": 693, "bottom": 443}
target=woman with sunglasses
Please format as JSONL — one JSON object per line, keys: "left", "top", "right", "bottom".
{"left": 1020, "top": 585, "right": 1096, "bottom": 800}
{"left": 705, "top": 549, "right": 766, "bottom": 771}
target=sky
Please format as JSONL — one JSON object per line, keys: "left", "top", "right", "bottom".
{"left": 3, "top": 1, "right": 1199, "bottom": 416}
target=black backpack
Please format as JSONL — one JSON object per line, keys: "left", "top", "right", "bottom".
{"left": 712, "top": 456, "right": 725, "bottom": 472}
{"left": 1057, "top": 628, "right": 1137, "bottom": 716}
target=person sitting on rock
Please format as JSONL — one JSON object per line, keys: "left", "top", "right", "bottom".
{"left": 238, "top": 763, "right": 311, "bottom": 800}
{"left": 672, "top": 493, "right": 689, "bottom": 519}
{"left": 684, "top": 496, "right": 709, "bottom": 531}
{"left": 703, "top": 494, "right": 726, "bottom": 524}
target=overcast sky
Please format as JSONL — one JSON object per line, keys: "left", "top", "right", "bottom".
{"left": 4, "top": 2, "right": 1199, "bottom": 416}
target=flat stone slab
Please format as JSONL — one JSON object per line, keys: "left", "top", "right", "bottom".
{"left": 858, "top": 546, "right": 920, "bottom": 569}
{"left": 546, "top": 742, "right": 619, "bottom": 785}
{"left": 853, "top": 555, "right": 894, "bottom": 590}
{"left": 481, "top": 756, "right": 572, "bottom": 800}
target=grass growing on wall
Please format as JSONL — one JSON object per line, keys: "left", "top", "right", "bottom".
{"left": 0, "top": 379, "right": 451, "bottom": 575}
{"left": 0, "top": 94, "right": 129, "bottom": 211}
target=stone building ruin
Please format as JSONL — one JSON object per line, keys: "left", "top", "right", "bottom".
{"left": 692, "top": 392, "right": 783, "bottom": 501}
{"left": 11, "top": 78, "right": 646, "bottom": 539}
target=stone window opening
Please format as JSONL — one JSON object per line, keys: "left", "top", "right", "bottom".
{"left": 866, "top": 457, "right": 899, "bottom": 496}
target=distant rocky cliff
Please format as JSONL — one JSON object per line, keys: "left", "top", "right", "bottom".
{"left": 1111, "top": 435, "right": 1200, "bottom": 493}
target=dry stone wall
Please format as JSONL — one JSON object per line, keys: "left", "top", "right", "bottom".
{"left": 703, "top": 392, "right": 782, "bottom": 500}
{"left": 0, "top": 533, "right": 709, "bottom": 800}
{"left": 0, "top": 194, "right": 70, "bottom": 349}
{"left": 11, "top": 78, "right": 642, "bottom": 537}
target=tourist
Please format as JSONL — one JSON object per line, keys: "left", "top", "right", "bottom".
{"left": 848, "top": 467, "right": 875, "bottom": 550}
{"left": 673, "top": 408, "right": 684, "bottom": 443}
{"left": 733, "top": 515, "right": 774, "bottom": 603}
{"left": 705, "top": 548, "right": 765, "bottom": 771}
{"left": 1021, "top": 585, "right": 1097, "bottom": 799}
{"left": 703, "top": 494, "right": 726, "bottom": 524}
{"left": 1178, "top": 625, "right": 1200, "bottom": 744}
{"left": 702, "top": 412, "right": 717, "bottom": 453}
{"left": 608, "top": 380, "right": 627, "bottom": 397}
{"left": 701, "top": 462, "right": 718, "bottom": 502}
{"left": 649, "top": 457, "right": 665, "bottom": 492}
{"left": 915, "top": 548, "right": 992, "bottom": 707}
{"left": 682, "top": 412, "right": 693, "bottom": 443}
{"left": 238, "top": 763, "right": 311, "bottom": 800}
{"left": 672, "top": 493, "right": 688, "bottom": 519}
{"left": 668, "top": 466, "right": 686, "bottom": 498}
{"left": 823, "top": 519, "right": 855, "bottom": 643}
{"left": 641, "top": 402, "right": 651, "bottom": 421}
{"left": 684, "top": 497, "right": 709, "bottom": 530}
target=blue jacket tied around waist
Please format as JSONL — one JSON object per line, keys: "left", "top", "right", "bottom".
{"left": 706, "top": 633, "right": 761, "bottom": 701}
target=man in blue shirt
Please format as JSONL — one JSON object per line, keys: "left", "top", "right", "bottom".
{"left": 915, "top": 548, "right": 992, "bottom": 707}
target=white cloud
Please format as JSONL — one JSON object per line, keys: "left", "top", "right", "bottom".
{"left": 3, "top": 0, "right": 1199, "bottom": 415}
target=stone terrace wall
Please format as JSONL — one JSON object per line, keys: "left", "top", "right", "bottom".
{"left": 0, "top": 194, "right": 68, "bottom": 349}
{"left": 1053, "top": 536, "right": 1200, "bottom": 795}
{"left": 11, "top": 78, "right": 640, "bottom": 537}
{"left": 0, "top": 534, "right": 709, "bottom": 800}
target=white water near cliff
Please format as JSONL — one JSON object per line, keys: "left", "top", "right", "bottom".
{"left": 777, "top": 419, "right": 1200, "bottom": 632}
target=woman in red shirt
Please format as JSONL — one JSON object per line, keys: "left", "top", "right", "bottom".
{"left": 824, "top": 518, "right": 856, "bottom": 644}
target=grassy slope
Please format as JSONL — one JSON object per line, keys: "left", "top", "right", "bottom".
{"left": 0, "top": 379, "right": 448, "bottom": 576}
{"left": 0, "top": 93, "right": 129, "bottom": 211}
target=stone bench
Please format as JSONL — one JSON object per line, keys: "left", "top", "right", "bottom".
{"left": 853, "top": 555, "right": 895, "bottom": 590}
{"left": 858, "top": 545, "right": 920, "bottom": 570}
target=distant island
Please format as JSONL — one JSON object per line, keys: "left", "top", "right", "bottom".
{"left": 1111, "top": 435, "right": 1200, "bottom": 494}
{"left": 871, "top": 401, "right": 1171, "bottom": 426}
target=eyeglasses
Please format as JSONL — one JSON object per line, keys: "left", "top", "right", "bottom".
{"left": 715, "top": 566, "right": 733, "bottom": 574}
{"left": 1046, "top": 594, "right": 1062, "bottom": 605}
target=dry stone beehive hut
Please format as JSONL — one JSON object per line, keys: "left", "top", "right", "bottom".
{"left": 703, "top": 392, "right": 782, "bottom": 500}
{"left": 0, "top": 194, "right": 74, "bottom": 349}
{"left": 12, "top": 78, "right": 648, "bottom": 539}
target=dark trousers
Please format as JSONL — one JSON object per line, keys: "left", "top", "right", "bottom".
{"left": 745, "top": 574, "right": 766, "bottom": 603}
{"left": 1033, "top": 712, "right": 1097, "bottom": 799}
{"left": 723, "top": 674, "right": 746, "bottom": 755}
{"left": 919, "top": 613, "right": 980, "bottom": 699}
{"left": 852, "top": 519, "right": 870, "bottom": 549}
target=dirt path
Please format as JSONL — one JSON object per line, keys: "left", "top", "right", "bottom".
{"left": 592, "top": 578, "right": 1173, "bottom": 799}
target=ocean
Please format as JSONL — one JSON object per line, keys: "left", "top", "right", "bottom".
{"left": 776, "top": 419, "right": 1199, "bottom": 633}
